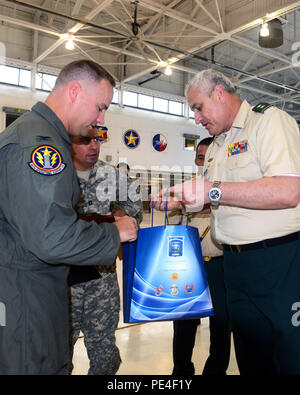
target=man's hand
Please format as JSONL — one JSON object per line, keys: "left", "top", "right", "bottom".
{"left": 151, "top": 176, "right": 208, "bottom": 212}
{"left": 114, "top": 215, "right": 138, "bottom": 242}
{"left": 150, "top": 192, "right": 184, "bottom": 211}
{"left": 112, "top": 209, "right": 127, "bottom": 219}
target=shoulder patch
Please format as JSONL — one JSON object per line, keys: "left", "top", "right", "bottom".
{"left": 252, "top": 103, "right": 273, "bottom": 113}
{"left": 28, "top": 145, "right": 66, "bottom": 176}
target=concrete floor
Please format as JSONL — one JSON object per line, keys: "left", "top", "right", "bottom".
{"left": 72, "top": 317, "right": 239, "bottom": 375}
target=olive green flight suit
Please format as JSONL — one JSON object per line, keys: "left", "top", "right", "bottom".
{"left": 0, "top": 102, "right": 120, "bottom": 374}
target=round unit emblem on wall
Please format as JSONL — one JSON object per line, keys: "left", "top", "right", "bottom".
{"left": 123, "top": 129, "right": 140, "bottom": 149}
{"left": 95, "top": 125, "right": 108, "bottom": 142}
{"left": 152, "top": 133, "right": 167, "bottom": 152}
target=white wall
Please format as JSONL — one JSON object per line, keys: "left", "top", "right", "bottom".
{"left": 0, "top": 84, "right": 209, "bottom": 173}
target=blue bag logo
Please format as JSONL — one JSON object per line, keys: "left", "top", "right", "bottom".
{"left": 168, "top": 236, "right": 184, "bottom": 257}
{"left": 122, "top": 225, "right": 214, "bottom": 323}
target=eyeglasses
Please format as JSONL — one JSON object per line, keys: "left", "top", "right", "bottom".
{"left": 72, "top": 136, "right": 102, "bottom": 145}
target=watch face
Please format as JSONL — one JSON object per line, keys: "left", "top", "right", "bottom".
{"left": 209, "top": 182, "right": 222, "bottom": 206}
{"left": 210, "top": 189, "right": 220, "bottom": 200}
{"left": 209, "top": 188, "right": 221, "bottom": 201}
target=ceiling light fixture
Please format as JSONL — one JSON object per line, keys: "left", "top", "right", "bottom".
{"left": 164, "top": 66, "right": 172, "bottom": 76}
{"left": 259, "top": 19, "right": 283, "bottom": 48}
{"left": 65, "top": 34, "right": 75, "bottom": 50}
{"left": 259, "top": 23, "right": 270, "bottom": 37}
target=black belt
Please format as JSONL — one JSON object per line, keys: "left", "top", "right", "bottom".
{"left": 223, "top": 231, "right": 299, "bottom": 253}
{"left": 203, "top": 256, "right": 223, "bottom": 262}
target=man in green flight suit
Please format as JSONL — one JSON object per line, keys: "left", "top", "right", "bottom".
{"left": 0, "top": 59, "right": 137, "bottom": 375}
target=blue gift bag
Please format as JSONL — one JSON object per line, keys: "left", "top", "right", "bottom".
{"left": 122, "top": 204, "right": 213, "bottom": 323}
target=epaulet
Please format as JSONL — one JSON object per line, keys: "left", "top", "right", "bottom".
{"left": 252, "top": 103, "right": 273, "bottom": 113}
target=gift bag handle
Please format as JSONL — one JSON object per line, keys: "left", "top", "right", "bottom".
{"left": 151, "top": 189, "right": 189, "bottom": 228}
{"left": 164, "top": 190, "right": 169, "bottom": 227}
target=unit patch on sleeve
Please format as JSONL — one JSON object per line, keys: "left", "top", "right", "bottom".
{"left": 228, "top": 140, "right": 248, "bottom": 157}
{"left": 28, "top": 145, "right": 66, "bottom": 175}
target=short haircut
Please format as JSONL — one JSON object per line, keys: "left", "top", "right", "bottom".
{"left": 185, "top": 69, "right": 236, "bottom": 97}
{"left": 196, "top": 137, "right": 214, "bottom": 152}
{"left": 54, "top": 59, "right": 116, "bottom": 89}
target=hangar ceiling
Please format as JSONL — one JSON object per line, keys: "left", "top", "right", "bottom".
{"left": 1, "top": 0, "right": 300, "bottom": 121}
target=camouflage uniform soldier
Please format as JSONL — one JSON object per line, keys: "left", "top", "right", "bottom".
{"left": 69, "top": 134, "right": 143, "bottom": 375}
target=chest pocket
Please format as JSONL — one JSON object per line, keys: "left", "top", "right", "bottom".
{"left": 225, "top": 151, "right": 261, "bottom": 182}
{"left": 227, "top": 151, "right": 251, "bottom": 168}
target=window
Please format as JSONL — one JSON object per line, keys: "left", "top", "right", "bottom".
{"left": 19, "top": 69, "right": 31, "bottom": 88}
{"left": 184, "top": 138, "right": 196, "bottom": 151}
{"left": 111, "top": 87, "right": 186, "bottom": 118}
{"left": 154, "top": 97, "right": 168, "bottom": 113}
{"left": 138, "top": 94, "right": 153, "bottom": 110}
{"left": 0, "top": 65, "right": 33, "bottom": 88}
{"left": 43, "top": 74, "right": 57, "bottom": 90}
{"left": 123, "top": 91, "right": 138, "bottom": 107}
{"left": 112, "top": 89, "right": 119, "bottom": 104}
{"left": 169, "top": 100, "right": 183, "bottom": 116}
{"left": 35, "top": 73, "right": 42, "bottom": 90}
{"left": 0, "top": 65, "right": 19, "bottom": 85}
{"left": 36, "top": 72, "right": 57, "bottom": 91}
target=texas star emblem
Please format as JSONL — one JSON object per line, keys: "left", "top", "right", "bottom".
{"left": 29, "top": 145, "right": 66, "bottom": 176}
{"left": 152, "top": 133, "right": 167, "bottom": 152}
{"left": 123, "top": 129, "right": 140, "bottom": 149}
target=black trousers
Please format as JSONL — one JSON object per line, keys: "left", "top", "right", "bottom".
{"left": 223, "top": 234, "right": 300, "bottom": 375}
{"left": 172, "top": 256, "right": 232, "bottom": 375}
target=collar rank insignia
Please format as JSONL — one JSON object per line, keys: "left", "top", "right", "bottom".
{"left": 252, "top": 103, "right": 273, "bottom": 113}
{"left": 228, "top": 139, "right": 248, "bottom": 157}
{"left": 29, "top": 145, "right": 66, "bottom": 176}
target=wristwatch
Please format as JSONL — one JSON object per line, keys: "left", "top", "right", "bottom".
{"left": 208, "top": 181, "right": 222, "bottom": 208}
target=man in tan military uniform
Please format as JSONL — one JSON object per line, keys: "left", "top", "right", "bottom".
{"left": 153, "top": 69, "right": 300, "bottom": 375}
{"left": 172, "top": 138, "right": 233, "bottom": 376}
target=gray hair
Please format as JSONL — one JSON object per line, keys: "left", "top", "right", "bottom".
{"left": 185, "top": 69, "right": 236, "bottom": 97}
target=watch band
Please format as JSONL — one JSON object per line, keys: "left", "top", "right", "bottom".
{"left": 212, "top": 181, "right": 221, "bottom": 189}
{"left": 209, "top": 181, "right": 222, "bottom": 208}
